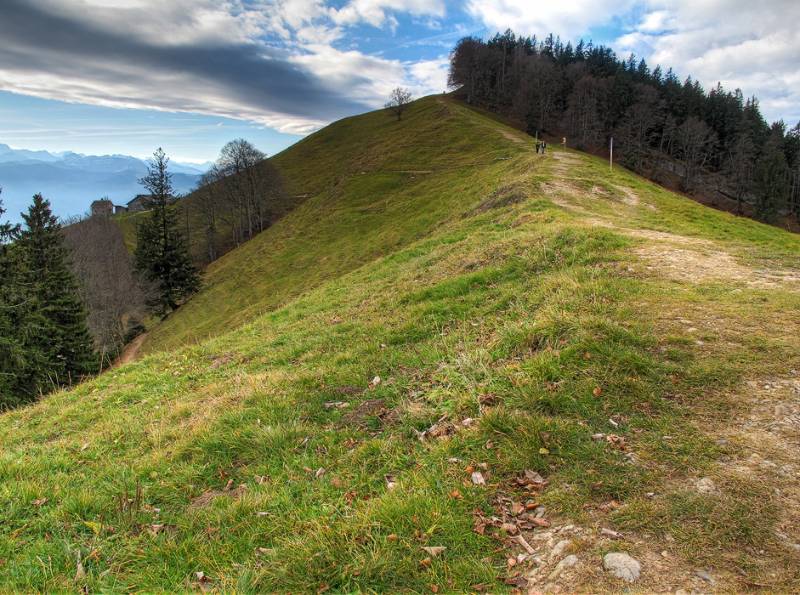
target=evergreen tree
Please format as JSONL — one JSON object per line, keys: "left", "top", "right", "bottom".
{"left": 134, "top": 148, "right": 199, "bottom": 314}
{"left": 1, "top": 194, "right": 52, "bottom": 408}
{"left": 753, "top": 134, "right": 791, "bottom": 222}
{"left": 17, "top": 194, "right": 97, "bottom": 389}
{"left": 0, "top": 194, "right": 25, "bottom": 405}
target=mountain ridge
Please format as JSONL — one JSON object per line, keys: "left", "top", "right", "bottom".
{"left": 0, "top": 96, "right": 798, "bottom": 591}
{"left": 0, "top": 144, "right": 208, "bottom": 221}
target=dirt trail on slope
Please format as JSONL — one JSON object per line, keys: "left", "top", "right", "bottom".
{"left": 540, "top": 152, "right": 800, "bottom": 290}
{"left": 114, "top": 332, "right": 147, "bottom": 367}
{"left": 518, "top": 149, "right": 800, "bottom": 590}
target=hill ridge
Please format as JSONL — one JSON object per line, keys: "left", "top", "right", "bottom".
{"left": 1, "top": 96, "right": 799, "bottom": 591}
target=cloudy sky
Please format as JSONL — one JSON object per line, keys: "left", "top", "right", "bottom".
{"left": 1, "top": 0, "right": 798, "bottom": 162}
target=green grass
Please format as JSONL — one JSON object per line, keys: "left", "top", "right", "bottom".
{"left": 1, "top": 96, "right": 799, "bottom": 591}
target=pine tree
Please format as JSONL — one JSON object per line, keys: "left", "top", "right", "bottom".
{"left": 753, "top": 135, "right": 791, "bottom": 222}
{"left": 134, "top": 148, "right": 199, "bottom": 314}
{"left": 17, "top": 194, "right": 96, "bottom": 391}
{"left": 0, "top": 194, "right": 26, "bottom": 405}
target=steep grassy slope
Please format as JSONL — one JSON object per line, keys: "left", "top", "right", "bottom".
{"left": 1, "top": 98, "right": 799, "bottom": 592}
{"left": 141, "top": 97, "right": 518, "bottom": 353}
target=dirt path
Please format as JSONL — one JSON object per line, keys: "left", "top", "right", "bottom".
{"left": 114, "top": 332, "right": 147, "bottom": 367}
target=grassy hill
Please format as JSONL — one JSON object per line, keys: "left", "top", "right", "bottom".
{"left": 1, "top": 96, "right": 799, "bottom": 592}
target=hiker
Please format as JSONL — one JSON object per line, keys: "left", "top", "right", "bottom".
{"left": 541, "top": 141, "right": 547, "bottom": 154}
{"left": 535, "top": 141, "right": 541, "bottom": 154}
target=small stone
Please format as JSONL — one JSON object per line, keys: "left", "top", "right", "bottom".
{"left": 603, "top": 552, "right": 641, "bottom": 583}
{"left": 695, "top": 569, "right": 715, "bottom": 584}
{"left": 695, "top": 477, "right": 716, "bottom": 494}
{"left": 549, "top": 539, "right": 571, "bottom": 560}
{"left": 547, "top": 555, "right": 578, "bottom": 580}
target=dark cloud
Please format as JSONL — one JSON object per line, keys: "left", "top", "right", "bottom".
{"left": 0, "top": 0, "right": 371, "bottom": 130}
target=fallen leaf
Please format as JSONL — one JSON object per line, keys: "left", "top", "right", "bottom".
{"left": 323, "top": 401, "right": 348, "bottom": 409}
{"left": 592, "top": 386, "right": 603, "bottom": 397}
{"left": 429, "top": 584, "right": 439, "bottom": 593}
{"left": 369, "top": 376, "right": 381, "bottom": 388}
{"left": 32, "top": 498, "right": 48, "bottom": 507}
{"left": 387, "top": 534, "right": 398, "bottom": 542}
{"left": 507, "top": 557, "right": 517, "bottom": 568}
{"left": 330, "top": 477, "right": 344, "bottom": 488}
{"left": 385, "top": 474, "right": 397, "bottom": 490}
{"left": 449, "top": 489, "right": 463, "bottom": 500}
{"left": 538, "top": 447, "right": 549, "bottom": 455}
{"left": 531, "top": 518, "right": 550, "bottom": 527}
{"left": 315, "top": 467, "right": 326, "bottom": 479}
{"left": 471, "top": 471, "right": 486, "bottom": 486}
{"left": 75, "top": 560, "right": 85, "bottom": 582}
{"left": 465, "top": 465, "right": 475, "bottom": 474}
{"left": 523, "top": 470, "right": 545, "bottom": 484}
{"left": 419, "top": 557, "right": 432, "bottom": 568}
{"left": 511, "top": 502, "right": 525, "bottom": 515}
{"left": 422, "top": 546, "right": 446, "bottom": 557}
{"left": 501, "top": 522, "right": 519, "bottom": 535}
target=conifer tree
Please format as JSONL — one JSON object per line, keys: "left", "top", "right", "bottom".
{"left": 0, "top": 194, "right": 27, "bottom": 405}
{"left": 753, "top": 135, "right": 791, "bottom": 222}
{"left": 134, "top": 148, "right": 199, "bottom": 314}
{"left": 17, "top": 194, "right": 96, "bottom": 390}
{"left": 1, "top": 194, "right": 54, "bottom": 407}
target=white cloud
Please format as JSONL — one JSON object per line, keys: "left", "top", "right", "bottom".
{"left": 465, "top": 0, "right": 636, "bottom": 40}
{"left": 616, "top": 0, "right": 800, "bottom": 124}
{"left": 408, "top": 57, "right": 450, "bottom": 95}
{"left": 0, "top": 0, "right": 455, "bottom": 135}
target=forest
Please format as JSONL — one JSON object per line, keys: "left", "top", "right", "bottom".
{"left": 448, "top": 31, "right": 800, "bottom": 224}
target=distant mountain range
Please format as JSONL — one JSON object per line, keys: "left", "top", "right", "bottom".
{"left": 0, "top": 143, "right": 209, "bottom": 222}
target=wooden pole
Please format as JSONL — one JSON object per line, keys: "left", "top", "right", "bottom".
{"left": 610, "top": 137, "right": 614, "bottom": 171}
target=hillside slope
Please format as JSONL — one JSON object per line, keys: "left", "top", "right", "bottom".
{"left": 1, "top": 97, "right": 799, "bottom": 592}
{"left": 141, "top": 97, "right": 519, "bottom": 353}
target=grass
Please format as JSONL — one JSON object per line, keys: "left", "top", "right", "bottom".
{"left": 0, "top": 96, "right": 799, "bottom": 591}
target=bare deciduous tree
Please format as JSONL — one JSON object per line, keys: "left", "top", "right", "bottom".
{"left": 193, "top": 139, "right": 286, "bottom": 258}
{"left": 62, "top": 215, "right": 149, "bottom": 366}
{"left": 385, "top": 88, "right": 413, "bottom": 121}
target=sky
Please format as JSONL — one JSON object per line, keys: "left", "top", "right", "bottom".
{"left": 0, "top": 0, "right": 798, "bottom": 163}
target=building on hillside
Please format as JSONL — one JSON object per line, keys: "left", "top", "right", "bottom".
{"left": 127, "top": 194, "right": 152, "bottom": 212}
{"left": 90, "top": 198, "right": 114, "bottom": 217}
{"left": 114, "top": 204, "right": 129, "bottom": 215}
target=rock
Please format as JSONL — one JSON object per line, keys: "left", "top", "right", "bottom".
{"left": 549, "top": 539, "right": 571, "bottom": 560}
{"left": 547, "top": 555, "right": 579, "bottom": 580}
{"left": 603, "top": 552, "right": 641, "bottom": 582}
{"left": 695, "top": 569, "right": 715, "bottom": 584}
{"left": 695, "top": 477, "right": 716, "bottom": 494}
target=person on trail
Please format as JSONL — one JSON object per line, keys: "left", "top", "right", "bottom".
{"left": 535, "top": 141, "right": 541, "bottom": 154}
{"left": 541, "top": 141, "right": 547, "bottom": 154}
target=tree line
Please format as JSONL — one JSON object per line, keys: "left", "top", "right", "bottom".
{"left": 449, "top": 31, "right": 800, "bottom": 223}
{"left": 1, "top": 191, "right": 97, "bottom": 408}
{"left": 0, "top": 139, "right": 286, "bottom": 409}
{"left": 194, "top": 139, "right": 286, "bottom": 263}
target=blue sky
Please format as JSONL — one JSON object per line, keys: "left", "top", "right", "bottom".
{"left": 1, "top": 0, "right": 798, "bottom": 163}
